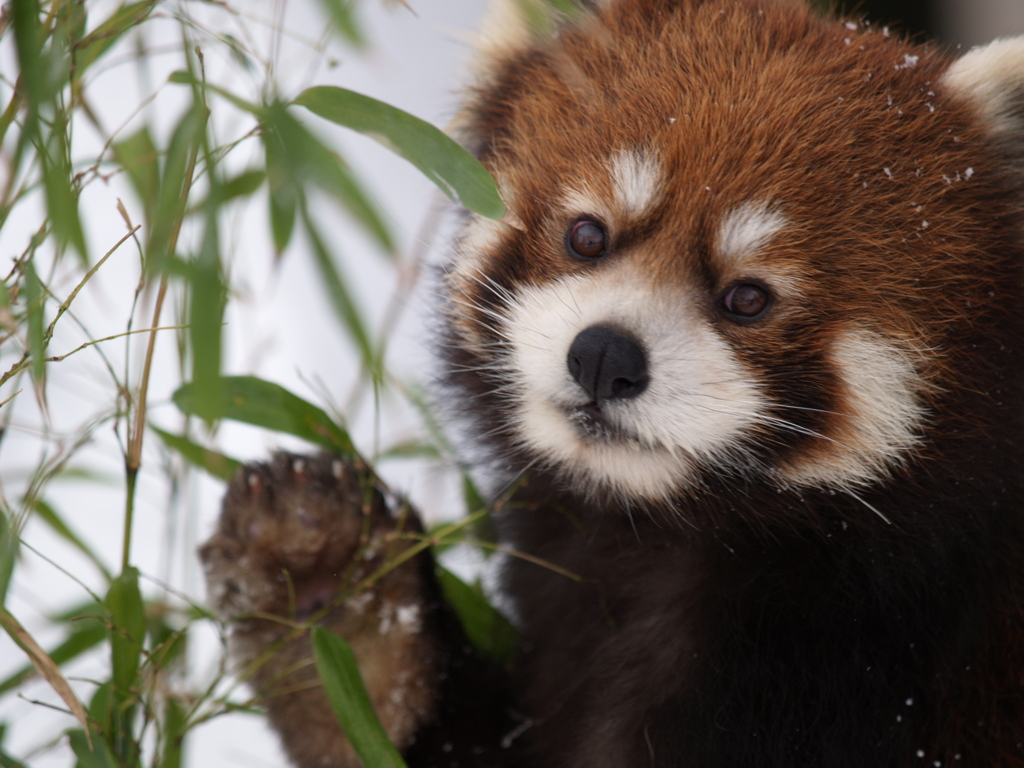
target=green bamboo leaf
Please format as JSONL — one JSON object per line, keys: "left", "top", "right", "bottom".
{"left": 0, "top": 510, "right": 16, "bottom": 606}
{"left": 261, "top": 102, "right": 393, "bottom": 252}
{"left": 0, "top": 94, "right": 19, "bottom": 164}
{"left": 0, "top": 748, "right": 25, "bottom": 767}
{"left": 312, "top": 627, "right": 408, "bottom": 768}
{"left": 76, "top": 2, "right": 156, "bottom": 74}
{"left": 461, "top": 473, "right": 498, "bottom": 549}
{"left": 172, "top": 376, "right": 355, "bottom": 455}
{"left": 188, "top": 214, "right": 226, "bottom": 417}
{"left": 106, "top": 568, "right": 145, "bottom": 701}
{"left": 315, "top": 0, "right": 364, "bottom": 46}
{"left": 69, "top": 1, "right": 87, "bottom": 41}
{"left": 40, "top": 13, "right": 74, "bottom": 104}
{"left": 149, "top": 103, "right": 207, "bottom": 269}
{"left": 265, "top": 136, "right": 298, "bottom": 253}
{"left": 268, "top": 189, "right": 296, "bottom": 253}
{"left": 293, "top": 86, "right": 506, "bottom": 220}
{"left": 9, "top": 0, "right": 42, "bottom": 189}
{"left": 71, "top": 686, "right": 118, "bottom": 768}
{"left": 12, "top": 0, "right": 43, "bottom": 114}
{"left": 152, "top": 427, "right": 241, "bottom": 481}
{"left": 85, "top": 682, "right": 113, "bottom": 731}
{"left": 161, "top": 697, "right": 186, "bottom": 768}
{"left": 42, "top": 118, "right": 88, "bottom": 262}
{"left": 27, "top": 499, "right": 112, "bottom": 581}
{"left": 516, "top": 0, "right": 553, "bottom": 35}
{"left": 513, "top": 0, "right": 586, "bottom": 36}
{"left": 167, "top": 75, "right": 393, "bottom": 252}
{"left": 69, "top": 729, "right": 114, "bottom": 768}
{"left": 435, "top": 566, "right": 517, "bottom": 665}
{"left": 221, "top": 34, "right": 255, "bottom": 72}
{"left": 146, "top": 606, "right": 187, "bottom": 670}
{"left": 376, "top": 441, "right": 441, "bottom": 461}
{"left": 23, "top": 260, "right": 45, "bottom": 385}
{"left": 301, "top": 208, "right": 378, "bottom": 381}
{"left": 262, "top": 99, "right": 299, "bottom": 254}
{"left": 463, "top": 473, "right": 487, "bottom": 516}
{"left": 219, "top": 169, "right": 265, "bottom": 203}
{"left": 542, "top": 0, "right": 586, "bottom": 13}
{"left": 113, "top": 127, "right": 160, "bottom": 224}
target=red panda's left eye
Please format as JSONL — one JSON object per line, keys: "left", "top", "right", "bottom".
{"left": 567, "top": 220, "right": 607, "bottom": 259}
{"left": 723, "top": 282, "right": 771, "bottom": 319}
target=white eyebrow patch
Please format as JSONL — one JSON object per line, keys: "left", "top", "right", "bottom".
{"left": 717, "top": 202, "right": 788, "bottom": 264}
{"left": 563, "top": 186, "right": 612, "bottom": 223}
{"left": 609, "top": 149, "right": 664, "bottom": 217}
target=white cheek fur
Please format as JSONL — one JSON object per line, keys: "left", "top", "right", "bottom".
{"left": 779, "top": 330, "right": 927, "bottom": 490}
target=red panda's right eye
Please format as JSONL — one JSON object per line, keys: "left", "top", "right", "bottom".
{"left": 567, "top": 220, "right": 607, "bottom": 259}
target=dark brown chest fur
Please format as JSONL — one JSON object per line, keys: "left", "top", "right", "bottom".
{"left": 498, "top": 473, "right": 1024, "bottom": 767}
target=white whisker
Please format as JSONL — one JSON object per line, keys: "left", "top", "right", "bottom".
{"left": 845, "top": 490, "right": 893, "bottom": 525}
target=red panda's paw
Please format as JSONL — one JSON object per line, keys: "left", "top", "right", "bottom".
{"left": 199, "top": 452, "right": 439, "bottom": 768}
{"left": 199, "top": 451, "right": 383, "bottom": 626}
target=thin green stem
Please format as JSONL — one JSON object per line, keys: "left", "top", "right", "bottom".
{"left": 122, "top": 467, "right": 137, "bottom": 574}
{"left": 122, "top": 134, "right": 198, "bottom": 573}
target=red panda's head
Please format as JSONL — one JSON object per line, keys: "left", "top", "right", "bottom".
{"left": 443, "top": 0, "right": 1024, "bottom": 510}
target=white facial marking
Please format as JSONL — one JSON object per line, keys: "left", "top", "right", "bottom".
{"left": 562, "top": 186, "right": 614, "bottom": 224}
{"left": 448, "top": 210, "right": 523, "bottom": 352}
{"left": 496, "top": 265, "right": 925, "bottom": 499}
{"left": 717, "top": 202, "right": 788, "bottom": 265}
{"left": 561, "top": 150, "right": 662, "bottom": 225}
{"left": 609, "top": 150, "right": 664, "bottom": 218}
{"left": 453, "top": 214, "right": 508, "bottom": 279}
{"left": 781, "top": 329, "right": 926, "bottom": 490}
{"left": 942, "top": 36, "right": 1024, "bottom": 137}
{"left": 501, "top": 263, "right": 765, "bottom": 501}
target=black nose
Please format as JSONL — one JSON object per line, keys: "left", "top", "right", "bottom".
{"left": 567, "top": 326, "right": 649, "bottom": 402}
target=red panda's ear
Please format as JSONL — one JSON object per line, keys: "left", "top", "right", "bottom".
{"left": 942, "top": 37, "right": 1024, "bottom": 163}
{"left": 460, "top": 0, "right": 601, "bottom": 145}
{"left": 474, "top": 0, "right": 594, "bottom": 56}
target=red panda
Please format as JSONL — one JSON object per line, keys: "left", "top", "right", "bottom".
{"left": 202, "top": 1, "right": 1024, "bottom": 766}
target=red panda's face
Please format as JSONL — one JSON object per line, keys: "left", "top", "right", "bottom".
{"left": 444, "top": 0, "right": 1024, "bottom": 505}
